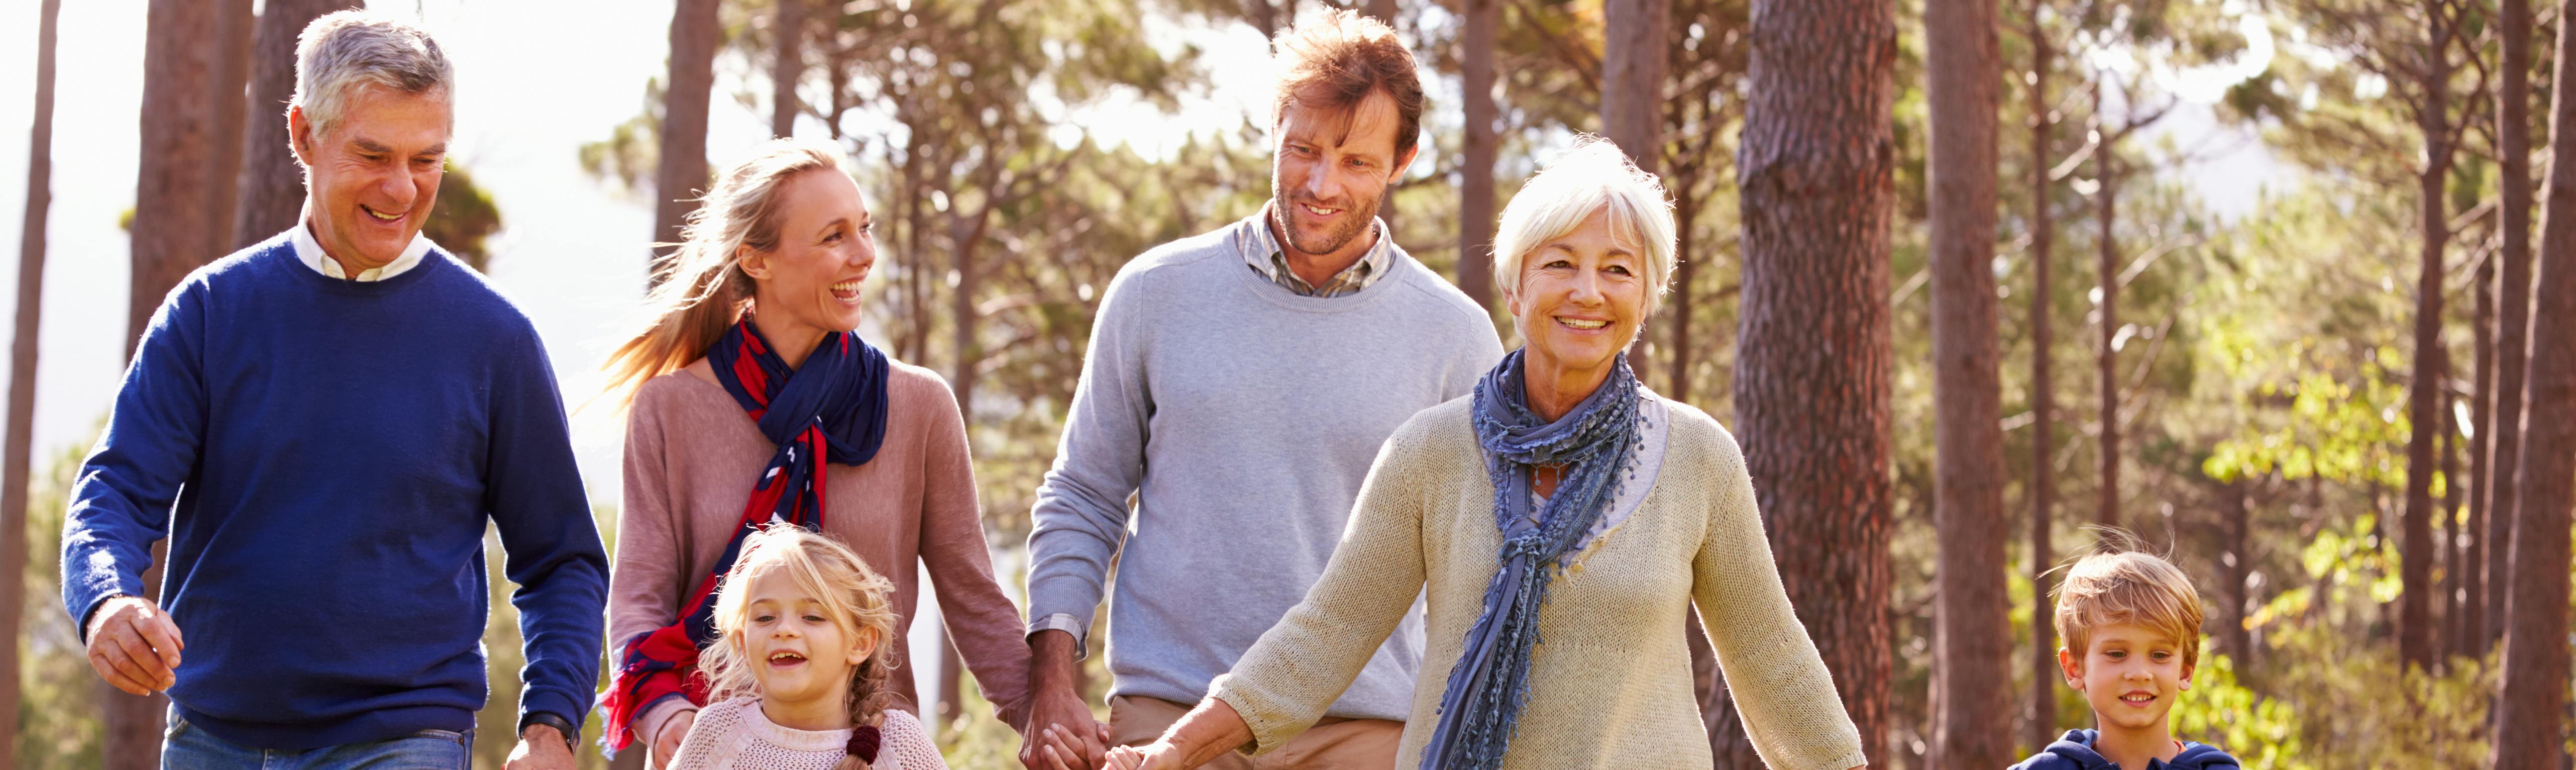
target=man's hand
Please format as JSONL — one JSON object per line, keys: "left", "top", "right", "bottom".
{"left": 84, "top": 595, "right": 182, "bottom": 695}
{"left": 1021, "top": 629, "right": 1108, "bottom": 770}
{"left": 504, "top": 724, "right": 576, "bottom": 770}
{"left": 651, "top": 709, "right": 696, "bottom": 769}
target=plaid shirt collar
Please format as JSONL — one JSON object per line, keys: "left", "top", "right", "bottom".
{"left": 1239, "top": 199, "right": 1395, "bottom": 298}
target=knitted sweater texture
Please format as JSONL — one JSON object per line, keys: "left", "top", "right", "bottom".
{"left": 1209, "top": 396, "right": 1868, "bottom": 770}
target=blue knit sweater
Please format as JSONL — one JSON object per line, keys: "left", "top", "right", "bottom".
{"left": 2007, "top": 729, "right": 2241, "bottom": 770}
{"left": 58, "top": 234, "right": 607, "bottom": 750}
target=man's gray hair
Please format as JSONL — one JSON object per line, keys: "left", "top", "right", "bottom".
{"left": 292, "top": 10, "right": 453, "bottom": 140}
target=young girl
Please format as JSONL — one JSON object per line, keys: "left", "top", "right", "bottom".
{"left": 665, "top": 525, "right": 948, "bottom": 770}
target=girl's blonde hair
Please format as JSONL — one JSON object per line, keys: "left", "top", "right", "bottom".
{"left": 698, "top": 525, "right": 901, "bottom": 770}
{"left": 597, "top": 138, "right": 852, "bottom": 411}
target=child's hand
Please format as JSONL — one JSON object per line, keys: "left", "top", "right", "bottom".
{"left": 653, "top": 710, "right": 696, "bottom": 768}
{"left": 1103, "top": 742, "right": 1185, "bottom": 770}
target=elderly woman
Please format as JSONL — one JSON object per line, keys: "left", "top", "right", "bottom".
{"left": 1106, "top": 139, "right": 1868, "bottom": 770}
{"left": 594, "top": 139, "right": 1069, "bottom": 767}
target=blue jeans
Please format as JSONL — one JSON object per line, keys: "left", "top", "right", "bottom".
{"left": 161, "top": 708, "right": 473, "bottom": 770}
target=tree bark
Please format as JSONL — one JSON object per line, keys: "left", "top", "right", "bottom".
{"left": 232, "top": 0, "right": 363, "bottom": 250}
{"left": 1, "top": 0, "right": 63, "bottom": 755}
{"left": 205, "top": 0, "right": 253, "bottom": 255}
{"left": 2438, "top": 378, "right": 2461, "bottom": 668}
{"left": 2396, "top": 1, "right": 2456, "bottom": 671}
{"left": 654, "top": 0, "right": 721, "bottom": 284}
{"left": 2093, "top": 75, "right": 2121, "bottom": 536}
{"left": 2024, "top": 0, "right": 2059, "bottom": 753}
{"left": 1926, "top": 0, "right": 2013, "bottom": 766}
{"left": 1602, "top": 0, "right": 1670, "bottom": 175}
{"left": 2220, "top": 481, "right": 2254, "bottom": 669}
{"left": 2486, "top": 0, "right": 2536, "bottom": 652}
{"left": 130, "top": 0, "right": 241, "bottom": 357}
{"left": 2464, "top": 240, "right": 2493, "bottom": 659}
{"left": 2488, "top": 5, "right": 2576, "bottom": 761}
{"left": 1715, "top": 0, "right": 1896, "bottom": 766}
{"left": 1603, "top": 0, "right": 1668, "bottom": 388}
{"left": 772, "top": 0, "right": 806, "bottom": 137}
{"left": 1458, "top": 0, "right": 1497, "bottom": 313}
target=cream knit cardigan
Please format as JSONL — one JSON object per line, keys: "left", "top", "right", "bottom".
{"left": 1207, "top": 396, "right": 1869, "bottom": 770}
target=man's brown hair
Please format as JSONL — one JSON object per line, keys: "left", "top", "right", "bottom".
{"left": 1271, "top": 9, "right": 1426, "bottom": 159}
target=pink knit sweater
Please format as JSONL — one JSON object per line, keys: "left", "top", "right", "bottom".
{"left": 609, "top": 361, "right": 1032, "bottom": 748}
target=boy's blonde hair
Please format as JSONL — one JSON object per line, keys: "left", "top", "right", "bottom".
{"left": 2053, "top": 549, "right": 2206, "bottom": 669}
{"left": 699, "top": 525, "right": 901, "bottom": 753}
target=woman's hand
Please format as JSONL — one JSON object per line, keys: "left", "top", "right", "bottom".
{"left": 651, "top": 710, "right": 695, "bottom": 768}
{"left": 1102, "top": 742, "right": 1187, "bottom": 770}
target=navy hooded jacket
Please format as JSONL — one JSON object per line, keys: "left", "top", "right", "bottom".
{"left": 2006, "top": 729, "right": 2241, "bottom": 770}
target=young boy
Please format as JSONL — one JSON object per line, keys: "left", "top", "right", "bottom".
{"left": 2009, "top": 550, "right": 2242, "bottom": 770}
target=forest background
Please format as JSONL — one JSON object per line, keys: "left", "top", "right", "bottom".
{"left": 0, "top": 0, "right": 2570, "bottom": 768}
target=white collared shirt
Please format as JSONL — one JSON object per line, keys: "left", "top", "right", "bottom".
{"left": 290, "top": 208, "right": 434, "bottom": 282}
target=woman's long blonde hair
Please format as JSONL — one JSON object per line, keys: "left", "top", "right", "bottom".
{"left": 597, "top": 138, "right": 851, "bottom": 411}
{"left": 698, "top": 525, "right": 901, "bottom": 770}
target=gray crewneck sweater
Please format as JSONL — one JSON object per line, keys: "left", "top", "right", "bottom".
{"left": 1025, "top": 213, "right": 1503, "bottom": 720}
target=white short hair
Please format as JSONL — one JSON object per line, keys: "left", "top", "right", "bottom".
{"left": 1491, "top": 136, "right": 1678, "bottom": 321}
{"left": 292, "top": 10, "right": 453, "bottom": 140}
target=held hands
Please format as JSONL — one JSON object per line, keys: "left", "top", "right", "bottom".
{"left": 1103, "top": 742, "right": 1188, "bottom": 770}
{"left": 504, "top": 723, "right": 576, "bottom": 770}
{"left": 84, "top": 595, "right": 183, "bottom": 695}
{"left": 1018, "top": 686, "right": 1111, "bottom": 770}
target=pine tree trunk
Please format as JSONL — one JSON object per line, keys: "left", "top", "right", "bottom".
{"left": 1715, "top": 0, "right": 1896, "bottom": 765}
{"left": 772, "top": 0, "right": 805, "bottom": 137}
{"left": 1458, "top": 0, "right": 1497, "bottom": 313}
{"left": 2439, "top": 380, "right": 2461, "bottom": 668}
{"left": 232, "top": 0, "right": 363, "bottom": 250}
{"left": 653, "top": 0, "right": 720, "bottom": 284}
{"left": 1603, "top": 0, "right": 1669, "bottom": 389}
{"left": 2092, "top": 77, "right": 2120, "bottom": 536}
{"left": 2397, "top": 4, "right": 2456, "bottom": 670}
{"left": 1, "top": 0, "right": 64, "bottom": 755}
{"left": 2221, "top": 481, "right": 2254, "bottom": 669}
{"left": 205, "top": 0, "right": 252, "bottom": 255}
{"left": 2023, "top": 0, "right": 2060, "bottom": 753}
{"left": 1926, "top": 1, "right": 2013, "bottom": 767}
{"left": 2488, "top": 5, "right": 2576, "bottom": 760}
{"left": 2487, "top": 0, "right": 2537, "bottom": 651}
{"left": 2465, "top": 244, "right": 2493, "bottom": 658}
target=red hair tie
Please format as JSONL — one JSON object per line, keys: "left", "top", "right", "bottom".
{"left": 846, "top": 725, "right": 881, "bottom": 764}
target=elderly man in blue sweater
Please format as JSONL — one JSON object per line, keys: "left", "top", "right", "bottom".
{"left": 58, "top": 11, "right": 604, "bottom": 770}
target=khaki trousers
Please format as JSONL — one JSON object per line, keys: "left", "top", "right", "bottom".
{"left": 1107, "top": 695, "right": 1403, "bottom": 770}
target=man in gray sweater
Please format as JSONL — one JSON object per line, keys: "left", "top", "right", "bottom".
{"left": 1017, "top": 10, "right": 1503, "bottom": 770}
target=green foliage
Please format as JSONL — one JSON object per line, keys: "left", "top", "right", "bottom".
{"left": 17, "top": 437, "right": 101, "bottom": 770}
{"left": 2169, "top": 651, "right": 2309, "bottom": 768}
{"left": 471, "top": 502, "right": 622, "bottom": 770}
{"left": 430, "top": 162, "right": 505, "bottom": 273}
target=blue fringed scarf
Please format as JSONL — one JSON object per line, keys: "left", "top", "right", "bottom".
{"left": 1419, "top": 350, "right": 1641, "bottom": 770}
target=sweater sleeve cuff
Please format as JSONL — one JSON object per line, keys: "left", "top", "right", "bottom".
{"left": 634, "top": 694, "right": 696, "bottom": 748}
{"left": 1025, "top": 613, "right": 1090, "bottom": 661}
{"left": 1206, "top": 674, "right": 1299, "bottom": 758}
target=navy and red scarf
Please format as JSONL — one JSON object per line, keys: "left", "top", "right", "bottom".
{"left": 600, "top": 320, "right": 891, "bottom": 753}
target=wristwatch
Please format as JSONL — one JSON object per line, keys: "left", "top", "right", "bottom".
{"left": 519, "top": 711, "right": 580, "bottom": 756}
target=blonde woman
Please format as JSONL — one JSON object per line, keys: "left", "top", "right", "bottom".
{"left": 597, "top": 139, "right": 1061, "bottom": 766}
{"left": 1107, "top": 139, "right": 1869, "bottom": 770}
